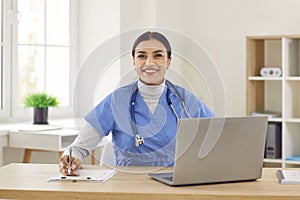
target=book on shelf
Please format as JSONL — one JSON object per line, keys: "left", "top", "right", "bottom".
{"left": 286, "top": 156, "right": 300, "bottom": 161}
{"left": 250, "top": 110, "right": 281, "bottom": 118}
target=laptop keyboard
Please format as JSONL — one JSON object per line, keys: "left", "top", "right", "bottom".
{"left": 158, "top": 172, "right": 174, "bottom": 181}
{"left": 149, "top": 172, "right": 174, "bottom": 183}
{"left": 163, "top": 176, "right": 173, "bottom": 182}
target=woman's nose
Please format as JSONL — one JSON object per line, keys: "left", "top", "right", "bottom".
{"left": 145, "top": 56, "right": 154, "bottom": 65}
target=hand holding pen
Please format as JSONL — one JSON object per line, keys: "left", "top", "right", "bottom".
{"left": 68, "top": 148, "right": 72, "bottom": 175}
{"left": 58, "top": 147, "right": 81, "bottom": 176}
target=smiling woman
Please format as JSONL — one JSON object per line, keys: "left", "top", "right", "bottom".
{"left": 58, "top": 31, "right": 214, "bottom": 175}
{"left": 134, "top": 39, "right": 170, "bottom": 85}
{"left": 132, "top": 32, "right": 171, "bottom": 85}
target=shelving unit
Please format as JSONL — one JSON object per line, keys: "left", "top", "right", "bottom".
{"left": 246, "top": 35, "right": 300, "bottom": 168}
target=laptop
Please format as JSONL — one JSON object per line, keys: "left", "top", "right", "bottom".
{"left": 149, "top": 116, "right": 268, "bottom": 186}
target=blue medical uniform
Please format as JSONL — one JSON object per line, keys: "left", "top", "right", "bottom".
{"left": 84, "top": 81, "right": 214, "bottom": 166}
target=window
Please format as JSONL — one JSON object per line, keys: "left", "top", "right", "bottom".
{"left": 0, "top": 0, "right": 10, "bottom": 119}
{"left": 0, "top": 0, "right": 77, "bottom": 120}
{"left": 12, "top": 0, "right": 77, "bottom": 118}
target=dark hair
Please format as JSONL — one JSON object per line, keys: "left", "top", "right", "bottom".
{"left": 132, "top": 31, "right": 172, "bottom": 58}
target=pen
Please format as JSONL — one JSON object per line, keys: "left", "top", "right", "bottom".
{"left": 68, "top": 147, "right": 72, "bottom": 175}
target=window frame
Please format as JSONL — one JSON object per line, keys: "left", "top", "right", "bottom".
{"left": 0, "top": 0, "right": 11, "bottom": 120}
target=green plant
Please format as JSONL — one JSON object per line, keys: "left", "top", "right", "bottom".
{"left": 24, "top": 92, "right": 59, "bottom": 108}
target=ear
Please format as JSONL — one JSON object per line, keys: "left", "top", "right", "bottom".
{"left": 166, "top": 57, "right": 171, "bottom": 69}
{"left": 133, "top": 59, "right": 137, "bottom": 70}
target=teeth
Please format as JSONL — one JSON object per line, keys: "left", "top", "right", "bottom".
{"left": 144, "top": 69, "right": 158, "bottom": 73}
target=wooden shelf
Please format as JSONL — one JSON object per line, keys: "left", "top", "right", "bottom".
{"left": 268, "top": 118, "right": 282, "bottom": 122}
{"left": 285, "top": 161, "right": 300, "bottom": 165}
{"left": 246, "top": 35, "right": 300, "bottom": 168}
{"left": 248, "top": 76, "right": 282, "bottom": 81}
{"left": 285, "top": 119, "right": 300, "bottom": 123}
{"left": 263, "top": 158, "right": 282, "bottom": 163}
{"left": 285, "top": 77, "right": 300, "bottom": 81}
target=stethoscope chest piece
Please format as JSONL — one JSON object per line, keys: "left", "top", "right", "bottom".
{"left": 135, "top": 134, "right": 144, "bottom": 147}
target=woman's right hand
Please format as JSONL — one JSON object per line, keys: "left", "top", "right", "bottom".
{"left": 59, "top": 155, "right": 82, "bottom": 176}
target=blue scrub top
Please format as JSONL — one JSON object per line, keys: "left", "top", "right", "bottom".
{"left": 84, "top": 81, "right": 214, "bottom": 166}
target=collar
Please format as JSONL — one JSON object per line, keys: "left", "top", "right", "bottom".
{"left": 137, "top": 79, "right": 166, "bottom": 99}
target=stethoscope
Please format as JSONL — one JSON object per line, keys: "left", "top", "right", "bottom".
{"left": 130, "top": 79, "right": 191, "bottom": 147}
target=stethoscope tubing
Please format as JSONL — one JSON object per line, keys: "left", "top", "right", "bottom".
{"left": 130, "top": 79, "right": 191, "bottom": 147}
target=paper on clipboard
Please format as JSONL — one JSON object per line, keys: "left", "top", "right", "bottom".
{"left": 47, "top": 169, "right": 118, "bottom": 182}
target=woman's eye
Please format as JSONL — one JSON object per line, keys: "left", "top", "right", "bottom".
{"left": 137, "top": 54, "right": 146, "bottom": 59}
{"left": 154, "top": 54, "right": 163, "bottom": 58}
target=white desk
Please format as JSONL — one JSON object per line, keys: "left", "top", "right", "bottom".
{"left": 0, "top": 119, "right": 101, "bottom": 165}
{"left": 9, "top": 128, "right": 78, "bottom": 162}
{"left": 9, "top": 128, "right": 78, "bottom": 151}
{"left": 0, "top": 130, "right": 8, "bottom": 166}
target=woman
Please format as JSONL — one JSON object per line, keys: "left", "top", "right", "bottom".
{"left": 59, "top": 31, "right": 213, "bottom": 175}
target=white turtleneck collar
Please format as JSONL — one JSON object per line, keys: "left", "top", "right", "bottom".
{"left": 137, "top": 79, "right": 166, "bottom": 114}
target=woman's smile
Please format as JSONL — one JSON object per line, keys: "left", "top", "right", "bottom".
{"left": 142, "top": 68, "right": 159, "bottom": 73}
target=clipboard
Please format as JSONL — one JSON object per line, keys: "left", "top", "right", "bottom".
{"left": 277, "top": 170, "right": 300, "bottom": 184}
{"left": 47, "top": 169, "right": 118, "bottom": 182}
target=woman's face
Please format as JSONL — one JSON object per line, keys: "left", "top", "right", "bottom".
{"left": 133, "top": 39, "right": 171, "bottom": 85}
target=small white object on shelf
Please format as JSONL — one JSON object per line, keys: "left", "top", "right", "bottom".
{"left": 260, "top": 67, "right": 282, "bottom": 77}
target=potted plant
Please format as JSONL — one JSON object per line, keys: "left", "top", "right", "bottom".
{"left": 24, "top": 92, "right": 59, "bottom": 124}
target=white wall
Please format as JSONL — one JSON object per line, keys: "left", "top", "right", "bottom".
{"left": 75, "top": 0, "right": 121, "bottom": 116}
{"left": 77, "top": 0, "right": 300, "bottom": 117}
{"left": 77, "top": 0, "right": 120, "bottom": 66}
{"left": 154, "top": 0, "right": 300, "bottom": 116}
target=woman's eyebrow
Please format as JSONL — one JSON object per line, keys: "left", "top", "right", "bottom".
{"left": 152, "top": 50, "right": 164, "bottom": 54}
{"left": 136, "top": 50, "right": 164, "bottom": 54}
{"left": 136, "top": 50, "right": 147, "bottom": 54}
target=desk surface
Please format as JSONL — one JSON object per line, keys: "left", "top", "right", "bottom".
{"left": 0, "top": 163, "right": 300, "bottom": 200}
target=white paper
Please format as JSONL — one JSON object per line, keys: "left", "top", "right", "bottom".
{"left": 47, "top": 169, "right": 118, "bottom": 182}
